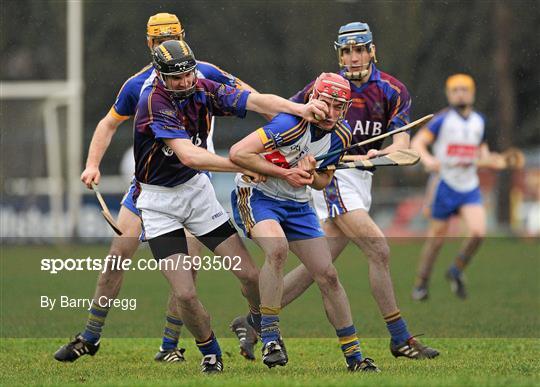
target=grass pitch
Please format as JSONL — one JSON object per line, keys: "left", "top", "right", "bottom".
{"left": 1, "top": 237, "right": 539, "bottom": 385}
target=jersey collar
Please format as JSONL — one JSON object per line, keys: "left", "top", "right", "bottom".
{"left": 340, "top": 64, "right": 380, "bottom": 93}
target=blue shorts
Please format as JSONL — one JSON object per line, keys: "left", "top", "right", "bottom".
{"left": 120, "top": 178, "right": 140, "bottom": 216}
{"left": 231, "top": 187, "right": 324, "bottom": 241}
{"left": 431, "top": 179, "right": 482, "bottom": 220}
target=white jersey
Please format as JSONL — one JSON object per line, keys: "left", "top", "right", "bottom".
{"left": 236, "top": 113, "right": 352, "bottom": 202}
{"left": 427, "top": 108, "right": 486, "bottom": 192}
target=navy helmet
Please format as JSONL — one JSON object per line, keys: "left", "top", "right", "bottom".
{"left": 334, "top": 22, "right": 377, "bottom": 80}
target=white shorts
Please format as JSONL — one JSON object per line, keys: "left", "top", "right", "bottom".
{"left": 136, "top": 173, "right": 229, "bottom": 240}
{"left": 311, "top": 169, "right": 372, "bottom": 221}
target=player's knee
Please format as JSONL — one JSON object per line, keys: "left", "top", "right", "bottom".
{"left": 97, "top": 267, "right": 124, "bottom": 286}
{"left": 174, "top": 288, "right": 198, "bottom": 305}
{"left": 315, "top": 264, "right": 340, "bottom": 290}
{"left": 366, "top": 240, "right": 390, "bottom": 267}
{"left": 470, "top": 229, "right": 486, "bottom": 239}
{"left": 265, "top": 242, "right": 289, "bottom": 266}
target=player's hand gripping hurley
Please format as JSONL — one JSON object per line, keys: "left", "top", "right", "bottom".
{"left": 314, "top": 114, "right": 434, "bottom": 162}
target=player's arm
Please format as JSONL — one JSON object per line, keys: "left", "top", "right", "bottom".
{"left": 80, "top": 112, "right": 124, "bottom": 188}
{"left": 476, "top": 143, "right": 506, "bottom": 169}
{"left": 381, "top": 132, "right": 410, "bottom": 154}
{"left": 411, "top": 127, "right": 440, "bottom": 172}
{"left": 246, "top": 93, "right": 328, "bottom": 123}
{"left": 164, "top": 138, "right": 264, "bottom": 181}
{"left": 364, "top": 82, "right": 412, "bottom": 158}
{"left": 235, "top": 79, "right": 274, "bottom": 121}
{"left": 229, "top": 132, "right": 313, "bottom": 188}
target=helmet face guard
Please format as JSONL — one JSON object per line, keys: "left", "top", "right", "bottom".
{"left": 159, "top": 70, "right": 198, "bottom": 100}
{"left": 334, "top": 22, "right": 376, "bottom": 80}
{"left": 153, "top": 40, "right": 198, "bottom": 100}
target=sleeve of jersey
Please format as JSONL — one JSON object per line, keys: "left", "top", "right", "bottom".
{"left": 256, "top": 114, "right": 306, "bottom": 151}
{"left": 425, "top": 112, "right": 445, "bottom": 139}
{"left": 148, "top": 99, "right": 190, "bottom": 140}
{"left": 387, "top": 84, "right": 412, "bottom": 132}
{"left": 289, "top": 81, "right": 315, "bottom": 103}
{"left": 210, "top": 82, "right": 250, "bottom": 118}
{"left": 109, "top": 78, "right": 139, "bottom": 121}
{"left": 198, "top": 62, "right": 237, "bottom": 87}
{"left": 319, "top": 121, "right": 353, "bottom": 168}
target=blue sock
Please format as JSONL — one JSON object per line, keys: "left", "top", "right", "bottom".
{"left": 260, "top": 315, "right": 280, "bottom": 346}
{"left": 196, "top": 332, "right": 221, "bottom": 357}
{"left": 336, "top": 325, "right": 362, "bottom": 366}
{"left": 384, "top": 311, "right": 411, "bottom": 345}
{"left": 81, "top": 301, "right": 109, "bottom": 344}
{"left": 449, "top": 264, "right": 461, "bottom": 277}
{"left": 161, "top": 314, "right": 183, "bottom": 351}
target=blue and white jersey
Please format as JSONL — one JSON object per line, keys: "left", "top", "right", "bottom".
{"left": 427, "top": 108, "right": 486, "bottom": 192}
{"left": 110, "top": 60, "right": 239, "bottom": 121}
{"left": 236, "top": 113, "right": 352, "bottom": 202}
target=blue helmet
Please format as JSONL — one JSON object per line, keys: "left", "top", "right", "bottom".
{"left": 334, "top": 22, "right": 376, "bottom": 80}
{"left": 334, "top": 22, "right": 373, "bottom": 49}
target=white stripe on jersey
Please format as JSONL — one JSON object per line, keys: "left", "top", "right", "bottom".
{"left": 433, "top": 109, "right": 485, "bottom": 192}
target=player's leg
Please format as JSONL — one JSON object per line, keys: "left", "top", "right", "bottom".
{"left": 413, "top": 177, "right": 457, "bottom": 300}
{"left": 412, "top": 219, "right": 450, "bottom": 300}
{"left": 333, "top": 209, "right": 439, "bottom": 359}
{"left": 250, "top": 220, "right": 290, "bottom": 368}
{"left": 288, "top": 237, "right": 378, "bottom": 372}
{"left": 445, "top": 203, "right": 486, "bottom": 299}
{"left": 155, "top": 232, "right": 201, "bottom": 362}
{"left": 230, "top": 187, "right": 289, "bottom": 366}
{"left": 149, "top": 229, "right": 222, "bottom": 373}
{"left": 197, "top": 221, "right": 261, "bottom": 360}
{"left": 281, "top": 219, "right": 349, "bottom": 307}
{"left": 54, "top": 204, "right": 142, "bottom": 362}
{"left": 138, "top": 178, "right": 225, "bottom": 373}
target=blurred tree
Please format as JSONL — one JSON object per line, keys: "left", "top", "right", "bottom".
{"left": 493, "top": 1, "right": 516, "bottom": 226}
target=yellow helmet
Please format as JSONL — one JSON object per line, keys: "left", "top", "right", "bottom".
{"left": 147, "top": 13, "right": 184, "bottom": 39}
{"left": 445, "top": 74, "right": 475, "bottom": 93}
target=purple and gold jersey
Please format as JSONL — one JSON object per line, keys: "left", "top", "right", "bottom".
{"left": 291, "top": 65, "right": 411, "bottom": 155}
{"left": 134, "top": 78, "right": 250, "bottom": 187}
{"left": 236, "top": 113, "right": 352, "bottom": 202}
{"left": 109, "top": 60, "right": 240, "bottom": 121}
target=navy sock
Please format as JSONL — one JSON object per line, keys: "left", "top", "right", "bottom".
{"left": 81, "top": 301, "right": 109, "bottom": 344}
{"left": 161, "top": 314, "right": 183, "bottom": 351}
{"left": 260, "top": 315, "right": 280, "bottom": 346}
{"left": 247, "top": 311, "right": 262, "bottom": 335}
{"left": 336, "top": 325, "right": 362, "bottom": 366}
{"left": 196, "top": 332, "right": 221, "bottom": 357}
{"left": 450, "top": 263, "right": 462, "bottom": 276}
{"left": 384, "top": 311, "right": 411, "bottom": 345}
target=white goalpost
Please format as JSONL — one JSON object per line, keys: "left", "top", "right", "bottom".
{"left": 1, "top": 1, "right": 83, "bottom": 238}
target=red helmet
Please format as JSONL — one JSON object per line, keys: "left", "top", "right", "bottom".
{"left": 312, "top": 72, "right": 351, "bottom": 103}
{"left": 311, "top": 72, "right": 352, "bottom": 118}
